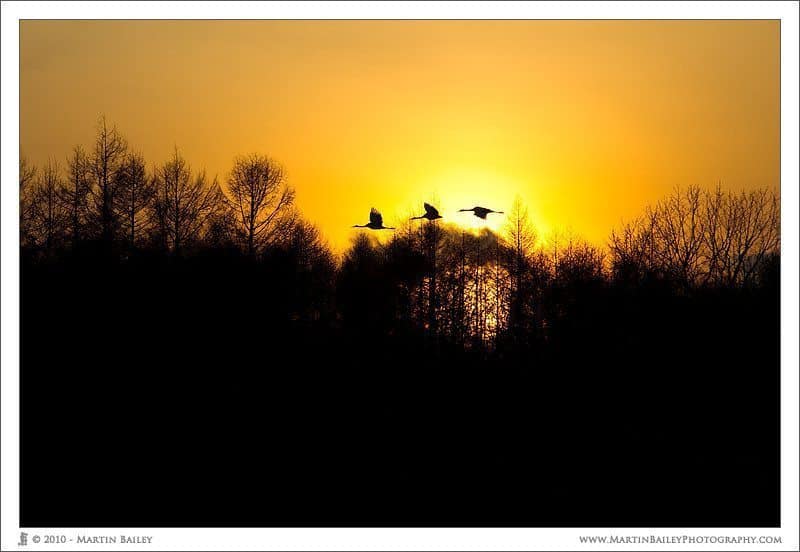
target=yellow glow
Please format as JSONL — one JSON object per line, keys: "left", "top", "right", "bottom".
{"left": 20, "top": 21, "right": 779, "bottom": 251}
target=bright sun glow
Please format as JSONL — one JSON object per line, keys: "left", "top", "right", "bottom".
{"left": 20, "top": 20, "right": 779, "bottom": 251}
{"left": 414, "top": 167, "right": 553, "bottom": 241}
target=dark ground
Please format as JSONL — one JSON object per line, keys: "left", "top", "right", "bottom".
{"left": 21, "top": 253, "right": 779, "bottom": 527}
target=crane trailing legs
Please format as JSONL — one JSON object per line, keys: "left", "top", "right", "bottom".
{"left": 353, "top": 208, "right": 395, "bottom": 230}
{"left": 411, "top": 203, "right": 443, "bottom": 221}
{"left": 459, "top": 206, "right": 504, "bottom": 219}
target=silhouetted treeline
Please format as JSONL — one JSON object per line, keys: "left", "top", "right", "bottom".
{"left": 334, "top": 189, "right": 778, "bottom": 350}
{"left": 20, "top": 117, "right": 779, "bottom": 528}
{"left": 21, "top": 119, "right": 779, "bottom": 348}
{"left": 21, "top": 117, "right": 329, "bottom": 265}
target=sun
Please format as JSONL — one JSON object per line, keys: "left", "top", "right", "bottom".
{"left": 452, "top": 207, "right": 506, "bottom": 234}
{"left": 383, "top": 165, "right": 553, "bottom": 247}
{"left": 416, "top": 166, "right": 551, "bottom": 240}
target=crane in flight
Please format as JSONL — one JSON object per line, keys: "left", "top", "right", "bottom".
{"left": 411, "top": 202, "right": 443, "bottom": 221}
{"left": 353, "top": 208, "right": 395, "bottom": 230}
{"left": 459, "top": 206, "right": 504, "bottom": 219}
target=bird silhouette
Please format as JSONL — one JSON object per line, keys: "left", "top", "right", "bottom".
{"left": 411, "top": 202, "right": 443, "bottom": 221}
{"left": 353, "top": 208, "right": 395, "bottom": 230}
{"left": 459, "top": 206, "right": 504, "bottom": 219}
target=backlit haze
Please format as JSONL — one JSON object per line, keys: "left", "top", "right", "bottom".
{"left": 20, "top": 20, "right": 779, "bottom": 250}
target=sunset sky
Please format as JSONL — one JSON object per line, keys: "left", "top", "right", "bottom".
{"left": 20, "top": 20, "right": 779, "bottom": 250}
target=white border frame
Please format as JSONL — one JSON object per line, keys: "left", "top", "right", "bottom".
{"left": 2, "top": 2, "right": 798, "bottom": 551}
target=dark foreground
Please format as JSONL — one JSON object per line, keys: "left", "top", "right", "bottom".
{"left": 21, "top": 255, "right": 779, "bottom": 527}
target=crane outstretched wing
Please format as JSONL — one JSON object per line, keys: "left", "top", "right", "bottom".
{"left": 423, "top": 203, "right": 439, "bottom": 217}
{"left": 369, "top": 208, "right": 383, "bottom": 227}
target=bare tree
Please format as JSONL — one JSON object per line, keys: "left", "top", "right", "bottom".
{"left": 551, "top": 230, "right": 605, "bottom": 284}
{"left": 61, "top": 145, "right": 92, "bottom": 246}
{"left": 649, "top": 185, "right": 704, "bottom": 285}
{"left": 225, "top": 154, "right": 296, "bottom": 257}
{"left": 20, "top": 157, "right": 38, "bottom": 247}
{"left": 89, "top": 116, "right": 128, "bottom": 242}
{"left": 503, "top": 197, "right": 538, "bottom": 337}
{"left": 611, "top": 185, "right": 780, "bottom": 288}
{"left": 703, "top": 186, "right": 780, "bottom": 286}
{"left": 28, "top": 161, "right": 67, "bottom": 251}
{"left": 284, "top": 219, "right": 334, "bottom": 270}
{"left": 505, "top": 197, "right": 537, "bottom": 262}
{"left": 421, "top": 216, "right": 443, "bottom": 334}
{"left": 610, "top": 214, "right": 657, "bottom": 283}
{"left": 152, "top": 148, "right": 222, "bottom": 253}
{"left": 204, "top": 204, "right": 239, "bottom": 250}
{"left": 114, "top": 152, "right": 153, "bottom": 247}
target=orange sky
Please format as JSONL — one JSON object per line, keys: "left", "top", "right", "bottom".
{"left": 20, "top": 20, "right": 779, "bottom": 250}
